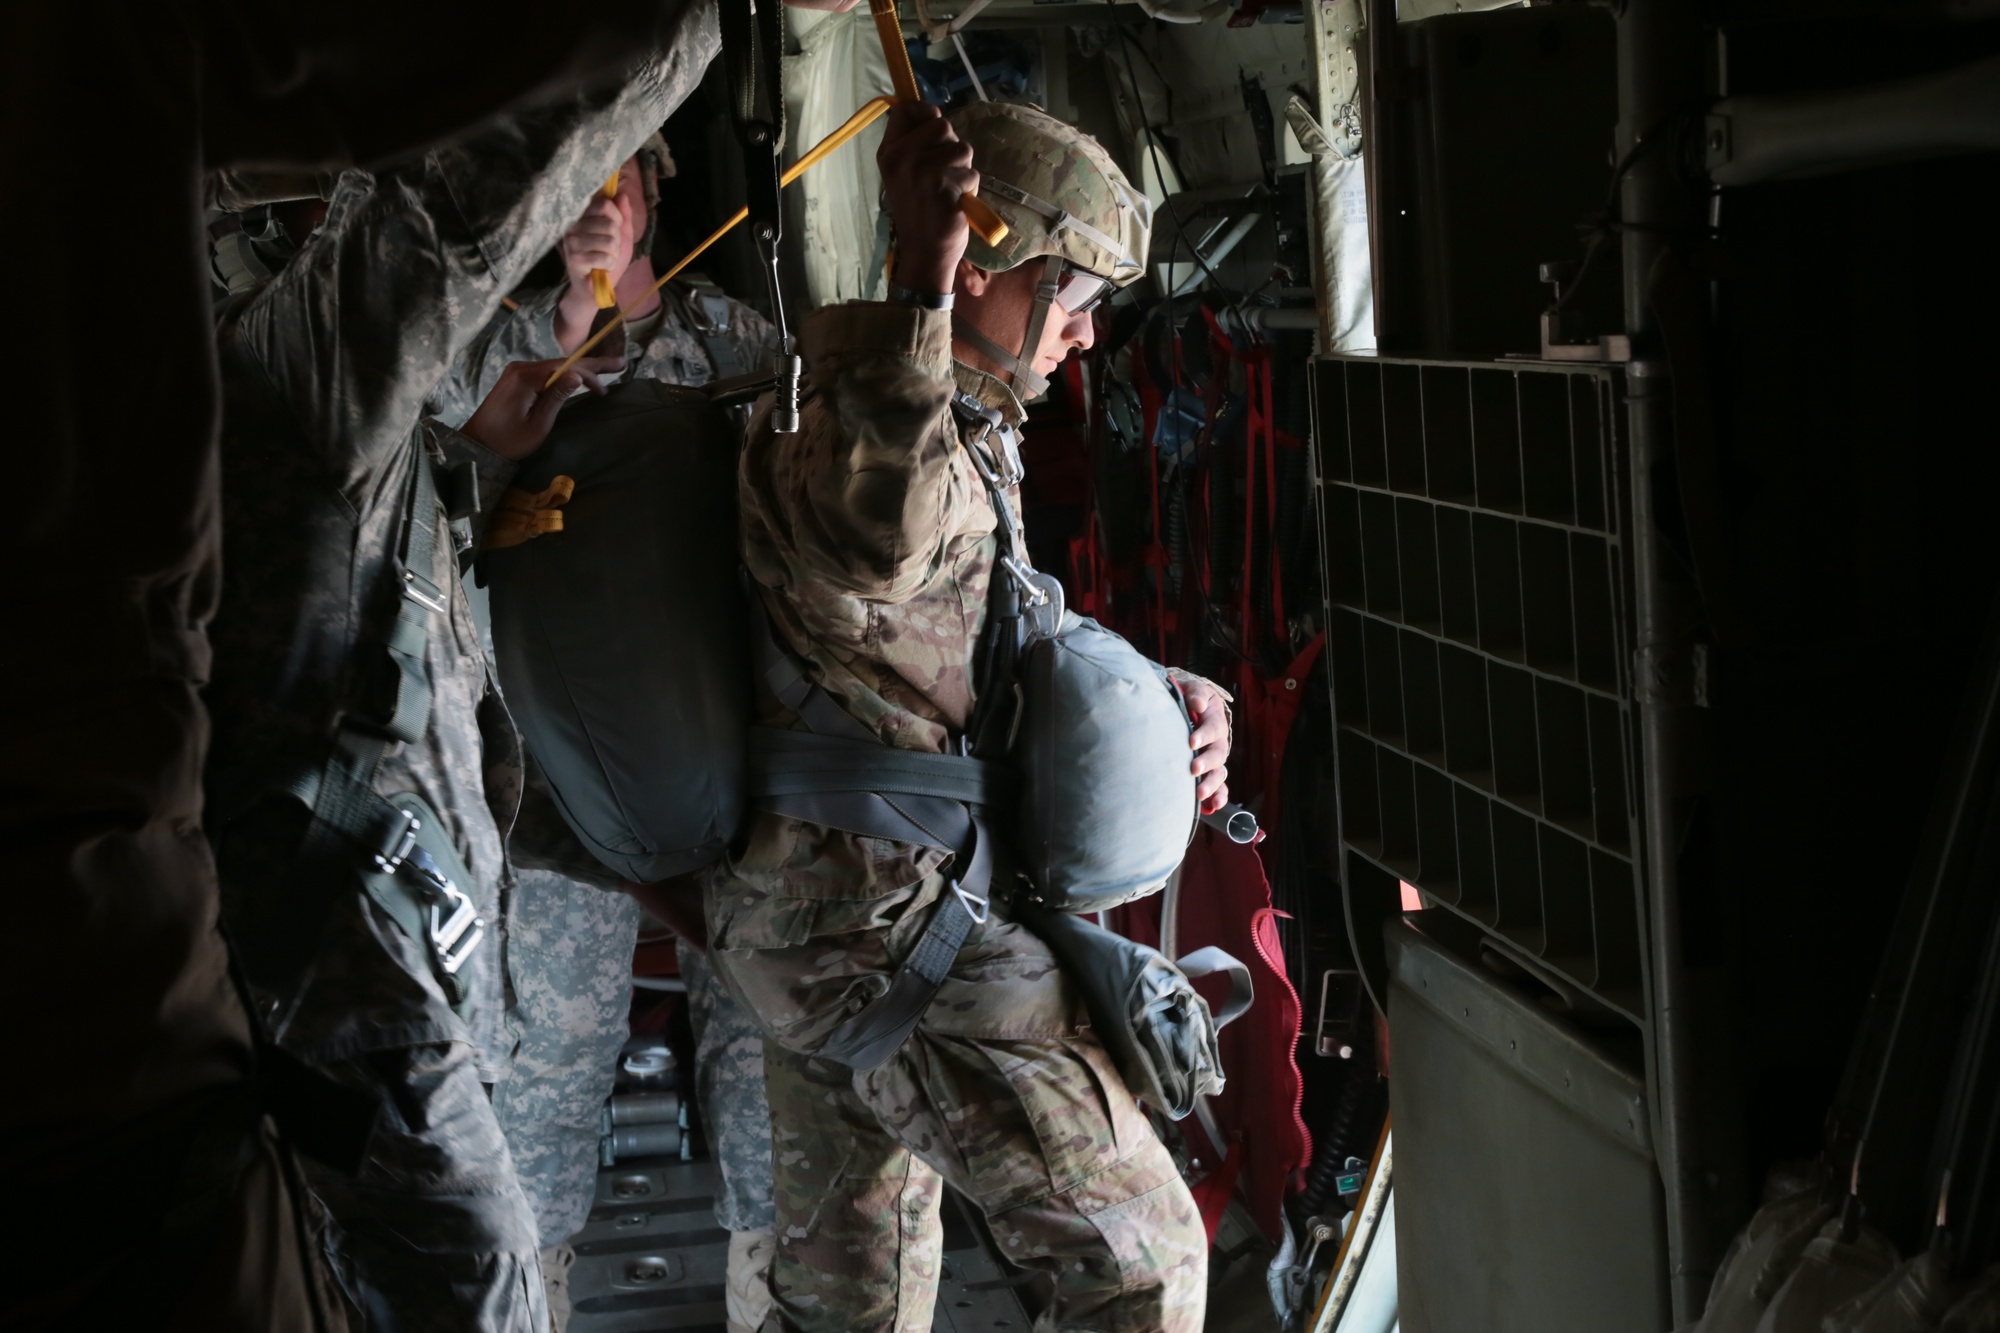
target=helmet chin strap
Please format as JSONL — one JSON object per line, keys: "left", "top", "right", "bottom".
{"left": 951, "top": 254, "right": 1065, "bottom": 400}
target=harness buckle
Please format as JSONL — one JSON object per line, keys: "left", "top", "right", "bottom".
{"left": 407, "top": 848, "right": 485, "bottom": 975}
{"left": 372, "top": 808, "right": 422, "bottom": 875}
{"left": 401, "top": 568, "right": 448, "bottom": 615}
{"left": 951, "top": 880, "right": 991, "bottom": 925}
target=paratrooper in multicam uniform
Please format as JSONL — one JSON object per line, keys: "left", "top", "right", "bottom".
{"left": 709, "top": 99, "right": 1235, "bottom": 1333}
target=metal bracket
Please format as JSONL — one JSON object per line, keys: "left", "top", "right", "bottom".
{"left": 1635, "top": 642, "right": 1711, "bottom": 709}
{"left": 371, "top": 808, "right": 422, "bottom": 875}
{"left": 1539, "top": 309, "right": 1632, "bottom": 364}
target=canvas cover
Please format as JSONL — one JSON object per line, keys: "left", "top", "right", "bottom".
{"left": 1015, "top": 614, "right": 1199, "bottom": 912}
{"left": 482, "top": 379, "right": 751, "bottom": 883}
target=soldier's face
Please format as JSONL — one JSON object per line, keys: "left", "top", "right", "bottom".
{"left": 955, "top": 261, "right": 1097, "bottom": 385}
{"left": 1032, "top": 290, "right": 1097, "bottom": 376}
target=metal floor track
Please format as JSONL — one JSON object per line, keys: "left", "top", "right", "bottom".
{"left": 570, "top": 1153, "right": 1033, "bottom": 1333}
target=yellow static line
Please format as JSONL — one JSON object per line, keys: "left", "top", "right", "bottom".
{"left": 588, "top": 170, "right": 620, "bottom": 309}
{"left": 868, "top": 0, "right": 1009, "bottom": 247}
{"left": 542, "top": 97, "right": 899, "bottom": 389}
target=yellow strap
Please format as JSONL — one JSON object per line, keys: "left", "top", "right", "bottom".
{"left": 544, "top": 97, "right": 899, "bottom": 389}
{"left": 868, "top": 0, "right": 1008, "bottom": 247}
{"left": 589, "top": 171, "right": 621, "bottom": 310}
{"left": 485, "top": 476, "right": 576, "bottom": 550}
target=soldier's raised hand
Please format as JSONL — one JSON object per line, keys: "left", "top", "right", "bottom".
{"left": 463, "top": 357, "right": 621, "bottom": 461}
{"left": 560, "top": 195, "right": 634, "bottom": 293}
{"left": 878, "top": 102, "right": 978, "bottom": 299}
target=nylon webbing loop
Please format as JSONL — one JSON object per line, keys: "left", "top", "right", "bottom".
{"left": 720, "top": 0, "right": 802, "bottom": 431}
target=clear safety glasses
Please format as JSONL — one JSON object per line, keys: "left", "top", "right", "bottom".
{"left": 1054, "top": 266, "right": 1114, "bottom": 316}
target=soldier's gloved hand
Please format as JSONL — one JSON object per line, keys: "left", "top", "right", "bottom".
{"left": 561, "top": 195, "right": 633, "bottom": 293}
{"left": 1175, "top": 674, "right": 1233, "bottom": 814}
{"left": 878, "top": 101, "right": 978, "bottom": 298}
{"left": 463, "top": 356, "right": 620, "bottom": 462}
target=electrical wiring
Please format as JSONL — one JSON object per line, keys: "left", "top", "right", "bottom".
{"left": 1103, "top": 0, "right": 1221, "bottom": 293}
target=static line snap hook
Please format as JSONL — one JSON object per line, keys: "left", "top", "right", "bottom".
{"left": 1000, "top": 554, "right": 1049, "bottom": 606}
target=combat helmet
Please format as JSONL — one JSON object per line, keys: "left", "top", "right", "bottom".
{"left": 948, "top": 102, "right": 1153, "bottom": 398}
{"left": 632, "top": 131, "right": 675, "bottom": 259}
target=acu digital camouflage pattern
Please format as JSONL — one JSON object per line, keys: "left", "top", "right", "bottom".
{"left": 493, "top": 868, "right": 643, "bottom": 1247}
{"left": 431, "top": 173, "right": 782, "bottom": 1255}
{"left": 205, "top": 21, "right": 720, "bottom": 1328}
{"left": 681, "top": 942, "right": 778, "bottom": 1235}
{"left": 428, "top": 276, "right": 778, "bottom": 428}
{"left": 710, "top": 297, "right": 1206, "bottom": 1331}
{"left": 953, "top": 101, "right": 1152, "bottom": 283}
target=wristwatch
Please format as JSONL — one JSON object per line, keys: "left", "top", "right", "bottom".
{"left": 888, "top": 283, "right": 954, "bottom": 311}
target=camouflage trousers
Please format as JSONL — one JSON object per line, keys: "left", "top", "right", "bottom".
{"left": 721, "top": 894, "right": 1207, "bottom": 1333}
{"left": 304, "top": 1039, "right": 547, "bottom": 1333}
{"left": 680, "top": 940, "right": 778, "bottom": 1233}
{"left": 493, "top": 868, "right": 642, "bottom": 1247}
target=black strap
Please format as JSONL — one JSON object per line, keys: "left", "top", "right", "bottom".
{"left": 743, "top": 580, "right": 1001, "bottom": 1070}
{"left": 815, "top": 819, "right": 994, "bottom": 1069}
{"left": 673, "top": 280, "right": 747, "bottom": 381}
{"left": 749, "top": 727, "right": 1008, "bottom": 805}
{"left": 718, "top": 0, "right": 802, "bottom": 431}
{"left": 241, "top": 448, "right": 484, "bottom": 1032}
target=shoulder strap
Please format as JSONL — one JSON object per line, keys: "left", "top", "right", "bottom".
{"left": 671, "top": 278, "right": 748, "bottom": 381}
{"left": 719, "top": 0, "right": 802, "bottom": 432}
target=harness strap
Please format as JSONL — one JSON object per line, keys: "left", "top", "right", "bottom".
{"left": 749, "top": 727, "right": 1009, "bottom": 806}
{"left": 742, "top": 570, "right": 1005, "bottom": 1070}
{"left": 814, "top": 819, "right": 994, "bottom": 1069}
{"left": 245, "top": 449, "right": 485, "bottom": 1034}
{"left": 671, "top": 279, "right": 747, "bottom": 381}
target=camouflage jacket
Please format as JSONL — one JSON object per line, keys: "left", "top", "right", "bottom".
{"left": 707, "top": 301, "right": 1026, "bottom": 1047}
{"left": 429, "top": 275, "right": 779, "bottom": 427}
{"left": 207, "top": 28, "right": 717, "bottom": 1078}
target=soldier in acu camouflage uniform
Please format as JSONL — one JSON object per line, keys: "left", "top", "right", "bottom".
{"left": 429, "top": 136, "right": 781, "bottom": 1333}
{"left": 710, "top": 101, "right": 1236, "bottom": 1333}
{"left": 203, "top": 24, "right": 720, "bottom": 1330}
{"left": 431, "top": 133, "right": 780, "bottom": 424}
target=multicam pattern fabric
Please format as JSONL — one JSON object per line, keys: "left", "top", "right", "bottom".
{"left": 493, "top": 868, "right": 644, "bottom": 1247}
{"left": 759, "top": 923, "right": 1207, "bottom": 1333}
{"left": 953, "top": 101, "right": 1151, "bottom": 283}
{"left": 205, "top": 26, "right": 719, "bottom": 1330}
{"left": 681, "top": 941, "right": 778, "bottom": 1234}
{"left": 711, "top": 299, "right": 1207, "bottom": 1332}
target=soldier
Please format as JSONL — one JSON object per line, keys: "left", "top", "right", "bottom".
{"left": 202, "top": 34, "right": 718, "bottom": 1330}
{"left": 711, "top": 100, "right": 1234, "bottom": 1333}
{"left": 431, "top": 134, "right": 780, "bottom": 422}
{"left": 0, "top": 2, "right": 743, "bottom": 1326}
{"left": 429, "top": 139, "right": 781, "bottom": 1333}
